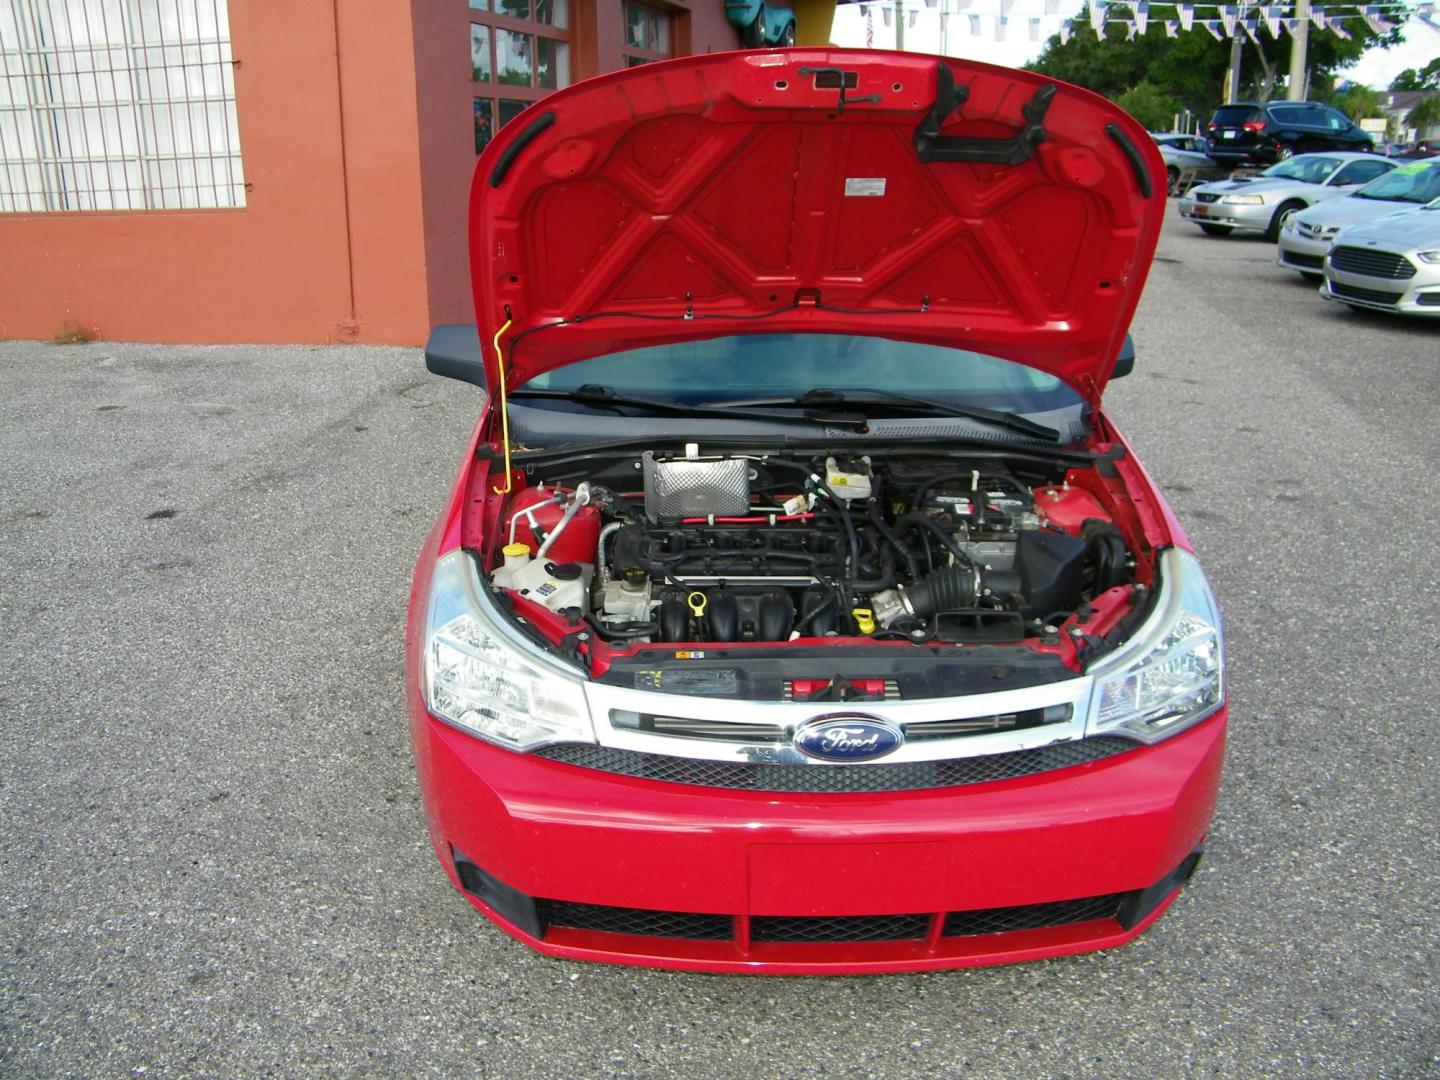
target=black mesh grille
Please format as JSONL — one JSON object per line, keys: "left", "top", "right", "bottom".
{"left": 1329, "top": 246, "right": 1416, "bottom": 280}
{"left": 1418, "top": 292, "right": 1440, "bottom": 307}
{"left": 532, "top": 737, "right": 1135, "bottom": 792}
{"left": 943, "top": 893, "right": 1125, "bottom": 936}
{"left": 1329, "top": 281, "right": 1405, "bottom": 307}
{"left": 544, "top": 901, "right": 732, "bottom": 940}
{"left": 1280, "top": 250, "right": 1324, "bottom": 270}
{"left": 752, "top": 914, "right": 930, "bottom": 943}
{"left": 1196, "top": 192, "right": 1221, "bottom": 203}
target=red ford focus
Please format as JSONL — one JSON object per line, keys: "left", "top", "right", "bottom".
{"left": 405, "top": 49, "right": 1226, "bottom": 974}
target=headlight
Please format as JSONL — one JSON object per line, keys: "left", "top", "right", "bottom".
{"left": 1087, "top": 548, "right": 1224, "bottom": 744}
{"left": 1221, "top": 194, "right": 1265, "bottom": 205}
{"left": 1416, "top": 250, "right": 1440, "bottom": 264}
{"left": 422, "top": 549, "right": 594, "bottom": 751}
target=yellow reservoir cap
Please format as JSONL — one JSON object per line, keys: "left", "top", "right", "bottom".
{"left": 852, "top": 608, "right": 876, "bottom": 634}
{"left": 502, "top": 542, "right": 531, "bottom": 559}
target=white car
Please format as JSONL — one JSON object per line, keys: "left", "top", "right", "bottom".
{"left": 1278, "top": 159, "right": 1440, "bottom": 280}
{"left": 1178, "top": 153, "right": 1396, "bottom": 240}
{"left": 1321, "top": 204, "right": 1440, "bottom": 316}
{"left": 1152, "top": 132, "right": 1228, "bottom": 195}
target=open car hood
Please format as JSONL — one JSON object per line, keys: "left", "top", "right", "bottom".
{"left": 468, "top": 49, "right": 1165, "bottom": 403}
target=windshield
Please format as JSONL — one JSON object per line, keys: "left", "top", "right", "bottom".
{"left": 1354, "top": 160, "right": 1440, "bottom": 203}
{"left": 522, "top": 334, "right": 1082, "bottom": 414}
{"left": 1261, "top": 157, "right": 1342, "bottom": 184}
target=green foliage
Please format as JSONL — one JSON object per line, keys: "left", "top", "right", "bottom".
{"left": 1114, "top": 81, "right": 1182, "bottom": 130}
{"left": 1408, "top": 96, "right": 1440, "bottom": 133}
{"left": 1330, "top": 83, "right": 1382, "bottom": 120}
{"left": 1390, "top": 58, "right": 1440, "bottom": 92}
{"left": 1027, "top": 2, "right": 1406, "bottom": 119}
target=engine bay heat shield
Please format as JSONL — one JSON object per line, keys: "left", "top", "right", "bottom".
{"left": 643, "top": 452, "right": 750, "bottom": 520}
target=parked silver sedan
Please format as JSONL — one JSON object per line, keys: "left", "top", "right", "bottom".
{"left": 1178, "top": 152, "right": 1396, "bottom": 240}
{"left": 1277, "top": 159, "right": 1440, "bottom": 280}
{"left": 1321, "top": 204, "right": 1440, "bottom": 316}
{"left": 1152, "top": 132, "right": 1229, "bottom": 195}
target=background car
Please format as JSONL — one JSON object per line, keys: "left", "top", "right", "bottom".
{"left": 1205, "top": 101, "right": 1374, "bottom": 168}
{"left": 1178, "top": 152, "right": 1396, "bottom": 239}
{"left": 1152, "top": 132, "right": 1230, "bottom": 194}
{"left": 1278, "top": 158, "right": 1440, "bottom": 280}
{"left": 1322, "top": 204, "right": 1440, "bottom": 316}
{"left": 725, "top": 0, "right": 797, "bottom": 46}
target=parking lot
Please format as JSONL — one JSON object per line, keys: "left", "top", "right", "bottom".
{"left": 2, "top": 211, "right": 1438, "bottom": 1078}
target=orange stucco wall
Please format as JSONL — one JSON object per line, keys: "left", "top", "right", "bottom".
{"left": 0, "top": 1, "right": 433, "bottom": 345}
{"left": 0, "top": 0, "right": 743, "bottom": 346}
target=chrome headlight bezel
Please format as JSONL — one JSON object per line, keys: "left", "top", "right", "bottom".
{"left": 1085, "top": 548, "right": 1225, "bottom": 744}
{"left": 421, "top": 549, "right": 595, "bottom": 752}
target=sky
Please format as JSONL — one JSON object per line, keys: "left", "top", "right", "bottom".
{"left": 829, "top": 3, "right": 1440, "bottom": 91}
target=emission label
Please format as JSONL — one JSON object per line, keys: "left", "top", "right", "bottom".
{"left": 844, "top": 177, "right": 887, "bottom": 197}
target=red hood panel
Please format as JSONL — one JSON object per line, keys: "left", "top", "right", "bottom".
{"left": 468, "top": 49, "right": 1165, "bottom": 400}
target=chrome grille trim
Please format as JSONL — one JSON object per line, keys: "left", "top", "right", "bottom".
{"left": 584, "top": 677, "right": 1095, "bottom": 764}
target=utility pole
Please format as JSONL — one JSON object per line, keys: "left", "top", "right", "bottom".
{"left": 896, "top": 0, "right": 906, "bottom": 50}
{"left": 1224, "top": 2, "right": 1245, "bottom": 103}
{"left": 1287, "top": 0, "right": 1310, "bottom": 100}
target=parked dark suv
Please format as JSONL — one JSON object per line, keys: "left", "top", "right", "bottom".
{"left": 1206, "top": 101, "right": 1373, "bottom": 167}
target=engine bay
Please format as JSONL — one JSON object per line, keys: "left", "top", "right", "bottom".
{"left": 480, "top": 443, "right": 1152, "bottom": 672}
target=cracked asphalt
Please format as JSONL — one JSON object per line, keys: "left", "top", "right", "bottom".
{"left": 3, "top": 213, "right": 1438, "bottom": 1078}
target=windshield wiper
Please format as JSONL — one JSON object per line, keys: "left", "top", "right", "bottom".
{"left": 509, "top": 384, "right": 869, "bottom": 429}
{"left": 707, "top": 387, "right": 1062, "bottom": 442}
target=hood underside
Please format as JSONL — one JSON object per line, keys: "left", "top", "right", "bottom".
{"left": 468, "top": 49, "right": 1165, "bottom": 400}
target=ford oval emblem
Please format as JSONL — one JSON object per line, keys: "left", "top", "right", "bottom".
{"left": 793, "top": 714, "right": 903, "bottom": 762}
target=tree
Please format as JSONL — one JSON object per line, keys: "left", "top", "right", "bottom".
{"left": 1115, "top": 81, "right": 1182, "bottom": 131}
{"left": 1330, "top": 84, "right": 1382, "bottom": 122}
{"left": 1408, "top": 96, "right": 1440, "bottom": 135}
{"left": 1390, "top": 58, "right": 1440, "bottom": 92}
{"left": 1027, "top": 2, "right": 1406, "bottom": 120}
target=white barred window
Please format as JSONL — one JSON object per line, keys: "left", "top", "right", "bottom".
{"left": 0, "top": 0, "right": 244, "bottom": 213}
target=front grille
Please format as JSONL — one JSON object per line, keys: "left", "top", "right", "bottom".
{"left": 943, "top": 893, "right": 1125, "bottom": 936}
{"left": 1330, "top": 281, "right": 1404, "bottom": 307}
{"left": 1280, "top": 250, "right": 1324, "bottom": 270}
{"left": 1329, "top": 246, "right": 1417, "bottom": 280}
{"left": 1418, "top": 292, "right": 1440, "bottom": 307}
{"left": 752, "top": 914, "right": 930, "bottom": 943}
{"left": 540, "top": 895, "right": 1124, "bottom": 943}
{"left": 533, "top": 736, "right": 1136, "bottom": 793}
{"left": 544, "top": 901, "right": 733, "bottom": 940}
{"left": 1196, "top": 192, "right": 1221, "bottom": 203}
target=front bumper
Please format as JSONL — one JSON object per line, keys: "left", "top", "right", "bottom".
{"left": 410, "top": 684, "right": 1227, "bottom": 973}
{"left": 1178, "top": 198, "right": 1271, "bottom": 231}
{"left": 1276, "top": 232, "right": 1330, "bottom": 272}
{"left": 1323, "top": 266, "right": 1440, "bottom": 316}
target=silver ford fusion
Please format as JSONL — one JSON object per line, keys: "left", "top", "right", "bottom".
{"left": 1278, "top": 159, "right": 1440, "bottom": 280}
{"left": 1178, "top": 152, "right": 1396, "bottom": 240}
{"left": 1321, "top": 204, "right": 1440, "bottom": 316}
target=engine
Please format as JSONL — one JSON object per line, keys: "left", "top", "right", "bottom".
{"left": 488, "top": 449, "right": 1133, "bottom": 646}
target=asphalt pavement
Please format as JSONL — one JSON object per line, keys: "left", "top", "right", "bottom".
{"left": 3, "top": 212, "right": 1438, "bottom": 1079}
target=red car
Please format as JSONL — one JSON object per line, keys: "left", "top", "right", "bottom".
{"left": 406, "top": 49, "right": 1226, "bottom": 974}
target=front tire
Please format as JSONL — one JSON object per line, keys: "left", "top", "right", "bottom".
{"left": 780, "top": 20, "right": 796, "bottom": 45}
{"left": 1301, "top": 271, "right": 1323, "bottom": 282}
{"left": 743, "top": 4, "right": 766, "bottom": 47}
{"left": 1266, "top": 200, "right": 1305, "bottom": 242}
{"left": 1167, "top": 167, "right": 1181, "bottom": 196}
{"left": 1276, "top": 143, "right": 1296, "bottom": 161}
{"left": 1199, "top": 223, "right": 1233, "bottom": 236}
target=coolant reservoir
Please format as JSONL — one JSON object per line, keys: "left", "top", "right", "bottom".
{"left": 496, "top": 558, "right": 592, "bottom": 615}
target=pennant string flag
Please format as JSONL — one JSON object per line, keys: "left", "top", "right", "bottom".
{"left": 1178, "top": 2, "right": 1194, "bottom": 30}
{"left": 1165, "top": 18, "right": 1179, "bottom": 36}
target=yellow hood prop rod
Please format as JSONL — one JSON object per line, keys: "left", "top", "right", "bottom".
{"left": 491, "top": 314, "right": 515, "bottom": 496}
